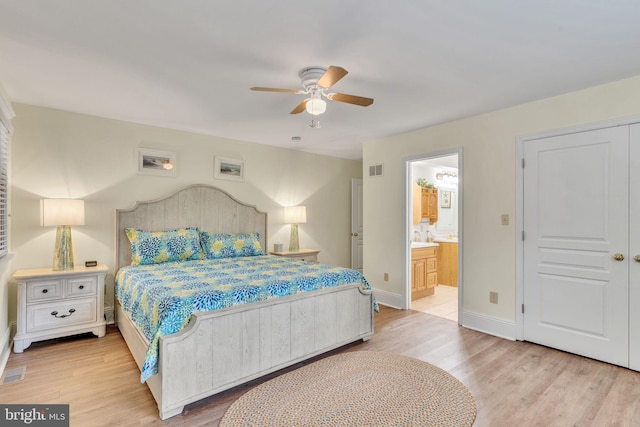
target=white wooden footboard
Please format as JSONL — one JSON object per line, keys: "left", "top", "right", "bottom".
{"left": 118, "top": 283, "right": 373, "bottom": 420}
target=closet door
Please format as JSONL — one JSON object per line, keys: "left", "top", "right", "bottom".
{"left": 629, "top": 124, "right": 640, "bottom": 371}
{"left": 523, "top": 126, "right": 629, "bottom": 367}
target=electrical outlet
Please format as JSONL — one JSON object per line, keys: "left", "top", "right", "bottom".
{"left": 501, "top": 214, "right": 509, "bottom": 225}
{"left": 490, "top": 291, "right": 499, "bottom": 304}
{"left": 384, "top": 273, "right": 389, "bottom": 281}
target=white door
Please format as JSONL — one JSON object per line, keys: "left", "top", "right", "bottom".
{"left": 351, "top": 178, "right": 364, "bottom": 272}
{"left": 523, "top": 126, "right": 629, "bottom": 367}
{"left": 629, "top": 124, "right": 640, "bottom": 370}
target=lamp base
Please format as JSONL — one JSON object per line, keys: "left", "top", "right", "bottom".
{"left": 53, "top": 225, "right": 75, "bottom": 271}
{"left": 289, "top": 224, "right": 300, "bottom": 252}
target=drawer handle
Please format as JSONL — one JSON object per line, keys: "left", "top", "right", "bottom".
{"left": 51, "top": 308, "right": 76, "bottom": 319}
{"left": 42, "top": 289, "right": 48, "bottom": 294}
{"left": 79, "top": 285, "right": 84, "bottom": 290}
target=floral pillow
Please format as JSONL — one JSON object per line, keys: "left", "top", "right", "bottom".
{"left": 200, "top": 231, "right": 264, "bottom": 259}
{"left": 125, "top": 227, "right": 203, "bottom": 266}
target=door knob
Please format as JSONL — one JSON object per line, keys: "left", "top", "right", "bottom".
{"left": 634, "top": 255, "right": 640, "bottom": 263}
{"left": 613, "top": 253, "right": 625, "bottom": 261}
{"left": 351, "top": 232, "right": 359, "bottom": 237}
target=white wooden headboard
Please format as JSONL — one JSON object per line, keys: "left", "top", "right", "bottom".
{"left": 115, "top": 184, "right": 268, "bottom": 271}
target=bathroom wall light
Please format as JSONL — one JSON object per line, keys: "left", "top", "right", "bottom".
{"left": 436, "top": 171, "right": 458, "bottom": 181}
{"left": 436, "top": 170, "right": 458, "bottom": 182}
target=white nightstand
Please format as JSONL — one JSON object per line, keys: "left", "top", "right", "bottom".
{"left": 269, "top": 249, "right": 320, "bottom": 263}
{"left": 12, "top": 265, "right": 108, "bottom": 353}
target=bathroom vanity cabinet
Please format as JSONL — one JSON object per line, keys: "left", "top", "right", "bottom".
{"left": 436, "top": 241, "right": 458, "bottom": 287}
{"left": 411, "top": 246, "right": 438, "bottom": 299}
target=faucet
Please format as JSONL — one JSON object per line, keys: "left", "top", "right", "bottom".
{"left": 426, "top": 230, "right": 434, "bottom": 243}
{"left": 414, "top": 230, "right": 422, "bottom": 242}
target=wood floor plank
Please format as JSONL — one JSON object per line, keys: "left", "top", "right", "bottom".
{"left": 1, "top": 305, "right": 640, "bottom": 426}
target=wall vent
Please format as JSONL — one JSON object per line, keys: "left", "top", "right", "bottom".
{"left": 368, "top": 164, "right": 384, "bottom": 177}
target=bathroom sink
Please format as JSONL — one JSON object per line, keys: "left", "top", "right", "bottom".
{"left": 411, "top": 242, "right": 439, "bottom": 248}
{"left": 434, "top": 237, "right": 458, "bottom": 243}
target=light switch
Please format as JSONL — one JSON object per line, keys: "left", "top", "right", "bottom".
{"left": 501, "top": 214, "right": 509, "bottom": 225}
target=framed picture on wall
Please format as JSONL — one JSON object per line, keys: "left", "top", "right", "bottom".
{"left": 440, "top": 190, "right": 451, "bottom": 208}
{"left": 214, "top": 156, "right": 245, "bottom": 182}
{"left": 137, "top": 148, "right": 177, "bottom": 177}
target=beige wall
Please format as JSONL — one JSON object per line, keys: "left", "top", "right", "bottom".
{"left": 7, "top": 104, "right": 362, "bottom": 320}
{"left": 6, "top": 73, "right": 640, "bottom": 347}
{"left": 363, "top": 75, "right": 640, "bottom": 330}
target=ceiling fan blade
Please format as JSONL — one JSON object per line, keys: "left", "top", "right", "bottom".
{"left": 250, "top": 87, "right": 302, "bottom": 94}
{"left": 317, "top": 66, "right": 348, "bottom": 88}
{"left": 327, "top": 93, "right": 374, "bottom": 107}
{"left": 290, "top": 99, "right": 308, "bottom": 114}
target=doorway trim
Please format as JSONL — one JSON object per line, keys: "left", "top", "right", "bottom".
{"left": 403, "top": 147, "right": 463, "bottom": 321}
{"left": 515, "top": 115, "right": 640, "bottom": 341}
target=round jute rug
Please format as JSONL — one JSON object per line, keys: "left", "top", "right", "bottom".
{"left": 220, "top": 351, "right": 476, "bottom": 426}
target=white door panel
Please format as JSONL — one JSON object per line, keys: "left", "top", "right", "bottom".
{"left": 351, "top": 178, "right": 364, "bottom": 272}
{"left": 523, "top": 126, "right": 629, "bottom": 367}
{"left": 538, "top": 274, "right": 606, "bottom": 335}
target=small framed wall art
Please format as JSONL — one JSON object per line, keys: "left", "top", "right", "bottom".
{"left": 214, "top": 156, "right": 245, "bottom": 182}
{"left": 440, "top": 190, "right": 451, "bottom": 208}
{"left": 137, "top": 148, "right": 177, "bottom": 177}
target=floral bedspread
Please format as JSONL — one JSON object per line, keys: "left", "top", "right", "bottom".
{"left": 115, "top": 255, "right": 377, "bottom": 383}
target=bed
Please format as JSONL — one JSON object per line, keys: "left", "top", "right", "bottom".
{"left": 114, "top": 184, "right": 374, "bottom": 419}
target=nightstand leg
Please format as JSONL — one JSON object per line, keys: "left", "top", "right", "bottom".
{"left": 13, "top": 339, "right": 31, "bottom": 353}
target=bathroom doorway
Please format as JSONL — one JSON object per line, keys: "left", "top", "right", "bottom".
{"left": 405, "top": 150, "right": 461, "bottom": 322}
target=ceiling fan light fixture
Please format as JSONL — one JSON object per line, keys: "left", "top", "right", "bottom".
{"left": 250, "top": 65, "right": 373, "bottom": 116}
{"left": 305, "top": 97, "right": 327, "bottom": 115}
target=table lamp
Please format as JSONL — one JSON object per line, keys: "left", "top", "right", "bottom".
{"left": 284, "top": 206, "right": 306, "bottom": 251}
{"left": 41, "top": 199, "right": 85, "bottom": 270}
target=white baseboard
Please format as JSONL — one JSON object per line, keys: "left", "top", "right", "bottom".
{"left": 460, "top": 309, "right": 517, "bottom": 341}
{"left": 0, "top": 322, "right": 15, "bottom": 375}
{"left": 373, "top": 289, "right": 518, "bottom": 341}
{"left": 372, "top": 288, "right": 403, "bottom": 309}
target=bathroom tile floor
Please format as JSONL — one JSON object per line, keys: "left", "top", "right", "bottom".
{"left": 411, "top": 284, "right": 458, "bottom": 322}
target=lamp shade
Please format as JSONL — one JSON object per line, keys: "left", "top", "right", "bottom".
{"left": 41, "top": 199, "right": 85, "bottom": 226}
{"left": 305, "top": 98, "right": 326, "bottom": 115}
{"left": 284, "top": 206, "right": 307, "bottom": 224}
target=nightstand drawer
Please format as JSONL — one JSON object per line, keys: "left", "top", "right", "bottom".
{"left": 26, "top": 298, "right": 97, "bottom": 332}
{"left": 297, "top": 255, "right": 318, "bottom": 263}
{"left": 27, "top": 280, "right": 63, "bottom": 302}
{"left": 67, "top": 276, "right": 98, "bottom": 297}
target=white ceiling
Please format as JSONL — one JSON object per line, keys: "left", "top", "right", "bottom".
{"left": 2, "top": 1, "right": 640, "bottom": 160}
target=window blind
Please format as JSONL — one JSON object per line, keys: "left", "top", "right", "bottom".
{"left": 0, "top": 123, "right": 7, "bottom": 258}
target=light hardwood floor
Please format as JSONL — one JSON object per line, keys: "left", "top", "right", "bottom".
{"left": 1, "top": 306, "right": 639, "bottom": 426}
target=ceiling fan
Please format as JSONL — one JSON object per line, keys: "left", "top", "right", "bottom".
{"left": 250, "top": 66, "right": 374, "bottom": 116}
